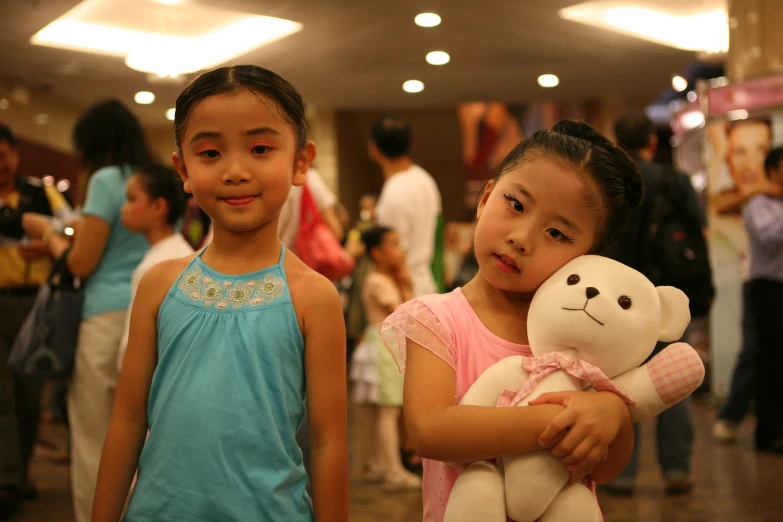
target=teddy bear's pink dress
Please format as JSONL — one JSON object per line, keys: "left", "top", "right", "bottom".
{"left": 381, "top": 288, "right": 602, "bottom": 522}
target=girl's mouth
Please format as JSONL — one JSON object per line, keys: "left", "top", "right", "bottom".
{"left": 493, "top": 254, "right": 520, "bottom": 273}
{"left": 222, "top": 196, "right": 257, "bottom": 206}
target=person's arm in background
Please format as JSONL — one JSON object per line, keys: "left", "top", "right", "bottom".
{"left": 712, "top": 182, "right": 783, "bottom": 215}
{"left": 17, "top": 183, "right": 76, "bottom": 262}
{"left": 306, "top": 169, "right": 344, "bottom": 242}
{"left": 321, "top": 207, "right": 344, "bottom": 243}
{"left": 22, "top": 169, "right": 118, "bottom": 277}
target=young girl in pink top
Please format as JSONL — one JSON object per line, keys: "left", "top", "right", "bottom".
{"left": 382, "top": 120, "right": 645, "bottom": 521}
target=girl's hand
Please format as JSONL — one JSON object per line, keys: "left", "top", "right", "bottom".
{"left": 21, "top": 213, "right": 53, "bottom": 239}
{"left": 529, "top": 391, "right": 629, "bottom": 480}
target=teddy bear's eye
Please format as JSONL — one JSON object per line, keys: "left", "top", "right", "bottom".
{"left": 567, "top": 274, "right": 580, "bottom": 285}
{"left": 618, "top": 296, "right": 632, "bottom": 310}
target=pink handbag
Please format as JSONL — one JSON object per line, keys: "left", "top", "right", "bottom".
{"left": 294, "top": 183, "right": 355, "bottom": 281}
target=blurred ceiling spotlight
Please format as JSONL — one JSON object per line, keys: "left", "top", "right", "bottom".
{"left": 402, "top": 80, "right": 424, "bottom": 93}
{"left": 537, "top": 74, "right": 560, "bottom": 88}
{"left": 42, "top": 175, "right": 55, "bottom": 186}
{"left": 166, "top": 108, "right": 176, "bottom": 121}
{"left": 134, "top": 91, "right": 155, "bottom": 104}
{"left": 672, "top": 75, "right": 688, "bottom": 92}
{"left": 686, "top": 90, "right": 698, "bottom": 102}
{"left": 415, "top": 13, "right": 441, "bottom": 27}
{"left": 56, "top": 179, "right": 71, "bottom": 192}
{"left": 426, "top": 51, "right": 450, "bottom": 65}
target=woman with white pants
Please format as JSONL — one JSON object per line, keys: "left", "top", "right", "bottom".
{"left": 23, "top": 99, "right": 153, "bottom": 522}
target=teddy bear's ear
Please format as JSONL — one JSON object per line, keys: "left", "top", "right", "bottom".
{"left": 656, "top": 286, "right": 691, "bottom": 342}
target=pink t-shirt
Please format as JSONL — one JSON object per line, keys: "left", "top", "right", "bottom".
{"left": 381, "top": 288, "right": 599, "bottom": 522}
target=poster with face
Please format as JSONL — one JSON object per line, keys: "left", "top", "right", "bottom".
{"left": 705, "top": 115, "right": 780, "bottom": 396}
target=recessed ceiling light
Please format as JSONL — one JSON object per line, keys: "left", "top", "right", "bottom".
{"left": 166, "top": 108, "right": 176, "bottom": 121}
{"left": 559, "top": 5, "right": 728, "bottom": 53}
{"left": 672, "top": 75, "right": 688, "bottom": 92}
{"left": 135, "top": 91, "right": 155, "bottom": 104}
{"left": 31, "top": 0, "right": 302, "bottom": 78}
{"left": 537, "top": 74, "right": 560, "bottom": 88}
{"left": 426, "top": 51, "right": 450, "bottom": 66}
{"left": 415, "top": 13, "right": 441, "bottom": 27}
{"left": 686, "top": 90, "right": 698, "bottom": 102}
{"left": 402, "top": 80, "right": 424, "bottom": 93}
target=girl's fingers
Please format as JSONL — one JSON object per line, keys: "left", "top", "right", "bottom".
{"left": 529, "top": 391, "right": 572, "bottom": 407}
{"left": 559, "top": 436, "right": 596, "bottom": 464}
{"left": 538, "top": 409, "right": 577, "bottom": 448}
{"left": 566, "top": 446, "right": 607, "bottom": 473}
{"left": 550, "top": 425, "right": 588, "bottom": 459}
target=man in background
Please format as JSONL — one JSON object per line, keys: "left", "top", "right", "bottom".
{"left": 744, "top": 147, "right": 783, "bottom": 453}
{"left": 711, "top": 119, "right": 780, "bottom": 443}
{"left": 0, "top": 124, "right": 71, "bottom": 516}
{"left": 369, "top": 117, "right": 443, "bottom": 298}
{"left": 607, "top": 110, "right": 711, "bottom": 495}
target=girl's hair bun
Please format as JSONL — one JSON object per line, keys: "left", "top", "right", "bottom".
{"left": 551, "top": 120, "right": 611, "bottom": 148}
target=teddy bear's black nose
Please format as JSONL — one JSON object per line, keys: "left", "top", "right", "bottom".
{"left": 586, "top": 287, "right": 600, "bottom": 299}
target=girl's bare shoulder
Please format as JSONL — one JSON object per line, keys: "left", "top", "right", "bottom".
{"left": 136, "top": 254, "right": 198, "bottom": 310}
{"left": 283, "top": 252, "right": 342, "bottom": 323}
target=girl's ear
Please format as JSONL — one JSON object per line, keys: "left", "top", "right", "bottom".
{"left": 153, "top": 197, "right": 169, "bottom": 222}
{"left": 293, "top": 141, "right": 317, "bottom": 187}
{"left": 172, "top": 152, "right": 192, "bottom": 194}
{"left": 476, "top": 180, "right": 496, "bottom": 220}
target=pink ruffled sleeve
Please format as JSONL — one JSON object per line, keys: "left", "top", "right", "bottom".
{"left": 380, "top": 299, "right": 458, "bottom": 373}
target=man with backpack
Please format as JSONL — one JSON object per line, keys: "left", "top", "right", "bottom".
{"left": 606, "top": 110, "right": 714, "bottom": 495}
{"left": 0, "top": 124, "right": 72, "bottom": 516}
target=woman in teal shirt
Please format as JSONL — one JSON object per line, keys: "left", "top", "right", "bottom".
{"left": 23, "top": 99, "right": 152, "bottom": 522}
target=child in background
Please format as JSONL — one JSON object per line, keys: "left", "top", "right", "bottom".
{"left": 351, "top": 226, "right": 421, "bottom": 491}
{"left": 116, "top": 165, "right": 193, "bottom": 371}
{"left": 92, "top": 65, "right": 348, "bottom": 522}
{"left": 382, "top": 120, "right": 654, "bottom": 521}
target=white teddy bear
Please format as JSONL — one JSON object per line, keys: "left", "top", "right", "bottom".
{"left": 443, "top": 255, "right": 705, "bottom": 522}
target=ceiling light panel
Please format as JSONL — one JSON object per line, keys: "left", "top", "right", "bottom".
{"left": 31, "top": 0, "right": 302, "bottom": 77}
{"left": 559, "top": 1, "right": 728, "bottom": 53}
{"left": 415, "top": 13, "right": 441, "bottom": 28}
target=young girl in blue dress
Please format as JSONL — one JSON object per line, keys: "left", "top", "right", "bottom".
{"left": 92, "top": 65, "right": 349, "bottom": 521}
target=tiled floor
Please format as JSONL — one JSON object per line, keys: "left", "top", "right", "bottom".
{"left": 9, "top": 396, "right": 783, "bottom": 522}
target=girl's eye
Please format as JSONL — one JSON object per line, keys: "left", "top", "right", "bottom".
{"left": 198, "top": 149, "right": 220, "bottom": 159}
{"left": 503, "top": 194, "right": 524, "bottom": 212}
{"left": 547, "top": 229, "right": 575, "bottom": 243}
{"left": 251, "top": 145, "right": 271, "bottom": 155}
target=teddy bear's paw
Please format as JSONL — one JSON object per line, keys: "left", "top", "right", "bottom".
{"left": 647, "top": 342, "right": 705, "bottom": 405}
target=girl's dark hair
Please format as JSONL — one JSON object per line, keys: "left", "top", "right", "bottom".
{"left": 494, "top": 119, "right": 644, "bottom": 252}
{"left": 73, "top": 99, "right": 153, "bottom": 173}
{"left": 361, "top": 226, "right": 393, "bottom": 256}
{"left": 134, "top": 165, "right": 188, "bottom": 225}
{"left": 174, "top": 65, "right": 309, "bottom": 150}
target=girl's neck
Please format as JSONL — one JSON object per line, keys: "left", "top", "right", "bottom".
{"left": 202, "top": 217, "right": 282, "bottom": 275}
{"left": 144, "top": 224, "right": 175, "bottom": 247}
{"left": 461, "top": 269, "right": 533, "bottom": 345}
{"left": 373, "top": 264, "right": 396, "bottom": 277}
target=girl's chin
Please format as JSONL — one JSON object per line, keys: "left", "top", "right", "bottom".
{"left": 478, "top": 269, "right": 539, "bottom": 295}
